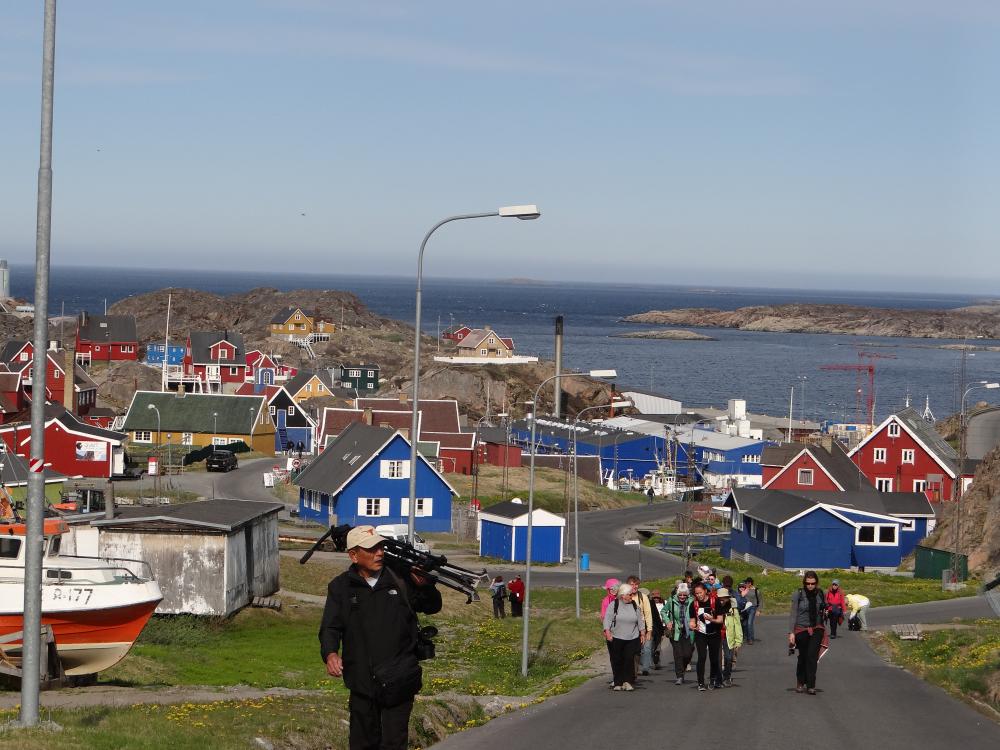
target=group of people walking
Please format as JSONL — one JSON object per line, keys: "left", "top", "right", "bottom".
{"left": 600, "top": 565, "right": 762, "bottom": 692}
{"left": 600, "top": 565, "right": 871, "bottom": 696}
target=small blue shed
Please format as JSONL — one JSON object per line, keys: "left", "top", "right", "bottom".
{"left": 478, "top": 499, "right": 566, "bottom": 563}
{"left": 725, "top": 488, "right": 935, "bottom": 572}
{"left": 294, "top": 423, "right": 456, "bottom": 532}
{"left": 145, "top": 342, "right": 185, "bottom": 366}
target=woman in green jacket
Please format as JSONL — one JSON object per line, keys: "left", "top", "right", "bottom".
{"left": 661, "top": 583, "right": 695, "bottom": 685}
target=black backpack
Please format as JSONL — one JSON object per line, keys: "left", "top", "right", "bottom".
{"left": 611, "top": 598, "right": 638, "bottom": 629}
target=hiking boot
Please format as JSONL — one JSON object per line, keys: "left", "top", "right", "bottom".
{"left": 612, "top": 685, "right": 623, "bottom": 691}
{"left": 796, "top": 684, "right": 806, "bottom": 693}
{"left": 674, "top": 677, "right": 684, "bottom": 686}
{"left": 723, "top": 679, "right": 734, "bottom": 688}
{"left": 807, "top": 688, "right": 817, "bottom": 695}
{"left": 622, "top": 682, "right": 634, "bottom": 691}
{"left": 641, "top": 670, "right": 650, "bottom": 676}
{"left": 697, "top": 684, "right": 707, "bottom": 692}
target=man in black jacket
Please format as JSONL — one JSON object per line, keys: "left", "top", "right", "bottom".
{"left": 320, "top": 525, "right": 442, "bottom": 750}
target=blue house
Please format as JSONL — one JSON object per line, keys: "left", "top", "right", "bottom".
{"left": 294, "top": 423, "right": 456, "bottom": 532}
{"left": 724, "top": 488, "right": 935, "bottom": 572}
{"left": 145, "top": 342, "right": 185, "bottom": 366}
{"left": 267, "top": 386, "right": 316, "bottom": 454}
{"left": 477, "top": 499, "right": 566, "bottom": 563}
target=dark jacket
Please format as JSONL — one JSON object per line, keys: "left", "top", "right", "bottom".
{"left": 789, "top": 587, "right": 826, "bottom": 632}
{"left": 319, "top": 563, "right": 442, "bottom": 697}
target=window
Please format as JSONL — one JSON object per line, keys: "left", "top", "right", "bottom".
{"left": 229, "top": 367, "right": 239, "bottom": 375}
{"left": 912, "top": 479, "right": 927, "bottom": 492}
{"left": 873, "top": 448, "right": 887, "bottom": 463}
{"left": 381, "top": 460, "right": 410, "bottom": 479}
{"left": 287, "top": 406, "right": 294, "bottom": 415}
{"left": 350, "top": 370, "right": 361, "bottom": 378}
{"left": 902, "top": 449, "right": 915, "bottom": 464}
{"left": 19, "top": 352, "right": 28, "bottom": 362}
{"left": 887, "top": 422, "right": 900, "bottom": 438}
{"left": 358, "top": 498, "right": 389, "bottom": 517}
{"left": 122, "top": 345, "right": 135, "bottom": 353}
{"left": 54, "top": 368, "right": 60, "bottom": 379}
{"left": 748, "top": 518, "right": 758, "bottom": 539}
{"left": 133, "top": 430, "right": 152, "bottom": 442}
{"left": 401, "top": 497, "right": 433, "bottom": 517}
{"left": 488, "top": 337, "right": 495, "bottom": 344}
{"left": 856, "top": 524, "right": 898, "bottom": 545}
{"left": 212, "top": 437, "right": 230, "bottom": 446}
{"left": 0, "top": 538, "right": 22, "bottom": 558}
{"left": 875, "top": 477, "right": 893, "bottom": 492}
{"left": 294, "top": 313, "right": 301, "bottom": 321}
{"left": 317, "top": 383, "right": 325, "bottom": 392}
{"left": 218, "top": 349, "right": 229, "bottom": 360}
{"left": 900, "top": 517, "right": 916, "bottom": 532}
{"left": 306, "top": 384, "right": 312, "bottom": 392}
{"left": 367, "top": 370, "right": 375, "bottom": 378}
{"left": 269, "top": 405, "right": 276, "bottom": 415}
{"left": 777, "top": 528, "right": 784, "bottom": 548}
{"left": 480, "top": 348, "right": 488, "bottom": 355}
{"left": 797, "top": 469, "right": 814, "bottom": 485}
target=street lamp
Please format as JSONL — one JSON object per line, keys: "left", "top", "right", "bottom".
{"left": 147, "top": 404, "right": 161, "bottom": 499}
{"left": 407, "top": 205, "right": 540, "bottom": 545}
{"left": 570, "top": 399, "right": 631, "bottom": 618}
{"left": 521, "top": 368, "right": 616, "bottom": 677}
{"left": 953, "top": 380, "right": 999, "bottom": 579}
{"left": 212, "top": 412, "right": 218, "bottom": 451}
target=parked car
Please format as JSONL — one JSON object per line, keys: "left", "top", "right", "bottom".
{"left": 206, "top": 450, "right": 238, "bottom": 472}
{"left": 375, "top": 523, "right": 430, "bottom": 552}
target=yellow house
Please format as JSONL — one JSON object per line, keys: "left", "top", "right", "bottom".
{"left": 122, "top": 391, "right": 276, "bottom": 454}
{"left": 285, "top": 370, "right": 339, "bottom": 403}
{"left": 269, "top": 307, "right": 334, "bottom": 340}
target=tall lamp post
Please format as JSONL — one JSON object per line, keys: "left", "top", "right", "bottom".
{"left": 147, "top": 404, "right": 161, "bottom": 499}
{"left": 212, "top": 412, "right": 218, "bottom": 451}
{"left": 407, "top": 205, "right": 540, "bottom": 545}
{"left": 571, "top": 399, "right": 631, "bottom": 618}
{"left": 953, "top": 380, "right": 999, "bottom": 580}
{"left": 521, "top": 368, "right": 616, "bottom": 677}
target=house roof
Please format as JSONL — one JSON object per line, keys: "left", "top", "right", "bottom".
{"left": 729, "top": 487, "right": 935, "bottom": 528}
{"left": 477, "top": 500, "right": 532, "bottom": 519}
{"left": 77, "top": 313, "right": 137, "bottom": 343}
{"left": 269, "top": 307, "right": 312, "bottom": 324}
{"left": 763, "top": 442, "right": 874, "bottom": 492}
{"left": 286, "top": 370, "right": 337, "bottom": 396}
{"left": 761, "top": 443, "right": 805, "bottom": 467}
{"left": 233, "top": 382, "right": 281, "bottom": 398}
{"left": 0, "top": 372, "right": 20, "bottom": 394}
{"left": 355, "top": 398, "right": 461, "bottom": 434}
{"left": 0, "top": 449, "right": 66, "bottom": 485}
{"left": 423, "top": 431, "right": 475, "bottom": 450}
{"left": 340, "top": 363, "right": 381, "bottom": 371}
{"left": 92, "top": 498, "right": 283, "bottom": 532}
{"left": 457, "top": 328, "right": 511, "bottom": 350}
{"left": 122, "top": 391, "right": 266, "bottom": 434}
{"left": 850, "top": 407, "right": 959, "bottom": 476}
{"left": 188, "top": 331, "right": 246, "bottom": 366}
{"left": 0, "top": 340, "right": 29, "bottom": 368}
{"left": 319, "top": 408, "right": 417, "bottom": 443}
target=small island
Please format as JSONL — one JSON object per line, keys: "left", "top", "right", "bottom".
{"left": 614, "top": 329, "right": 716, "bottom": 341}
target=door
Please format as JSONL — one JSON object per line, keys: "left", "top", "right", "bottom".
{"left": 112, "top": 448, "right": 125, "bottom": 476}
{"left": 277, "top": 410, "right": 287, "bottom": 430}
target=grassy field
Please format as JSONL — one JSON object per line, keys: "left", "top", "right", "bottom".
{"left": 878, "top": 619, "right": 1000, "bottom": 716}
{"left": 450, "top": 464, "right": 647, "bottom": 514}
{"left": 693, "top": 551, "right": 978, "bottom": 611}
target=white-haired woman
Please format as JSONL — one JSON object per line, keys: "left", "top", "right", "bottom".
{"left": 602, "top": 582, "right": 646, "bottom": 691}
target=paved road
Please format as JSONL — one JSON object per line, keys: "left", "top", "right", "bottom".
{"left": 966, "top": 407, "right": 1000, "bottom": 460}
{"left": 434, "top": 598, "right": 1000, "bottom": 750}
{"left": 131, "top": 456, "right": 292, "bottom": 510}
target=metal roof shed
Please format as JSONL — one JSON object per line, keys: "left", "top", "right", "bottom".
{"left": 91, "top": 499, "right": 283, "bottom": 616}
{"left": 477, "top": 499, "right": 566, "bottom": 564}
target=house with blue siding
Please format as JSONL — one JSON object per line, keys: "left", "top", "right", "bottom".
{"left": 477, "top": 499, "right": 566, "bottom": 563}
{"left": 724, "top": 488, "right": 935, "bottom": 572}
{"left": 294, "top": 423, "right": 455, "bottom": 531}
{"left": 145, "top": 342, "right": 185, "bottom": 367}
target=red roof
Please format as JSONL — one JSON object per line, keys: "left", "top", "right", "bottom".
{"left": 423, "top": 431, "right": 475, "bottom": 451}
{"left": 319, "top": 408, "right": 418, "bottom": 444}
{"left": 355, "top": 398, "right": 460, "bottom": 433}
{"left": 234, "top": 383, "right": 280, "bottom": 399}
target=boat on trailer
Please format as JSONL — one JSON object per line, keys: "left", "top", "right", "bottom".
{"left": 0, "top": 514, "right": 162, "bottom": 676}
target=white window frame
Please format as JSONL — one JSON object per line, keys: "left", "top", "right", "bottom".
{"left": 358, "top": 497, "right": 389, "bottom": 517}
{"left": 349, "top": 370, "right": 361, "bottom": 378}
{"left": 287, "top": 406, "right": 295, "bottom": 415}
{"left": 873, "top": 447, "right": 887, "bottom": 463}
{"left": 19, "top": 352, "right": 28, "bottom": 362}
{"left": 912, "top": 479, "right": 927, "bottom": 492}
{"left": 218, "top": 348, "right": 229, "bottom": 360}
{"left": 731, "top": 511, "right": 742, "bottom": 531}
{"left": 380, "top": 459, "right": 410, "bottom": 479}
{"left": 294, "top": 313, "right": 302, "bottom": 321}
{"left": 776, "top": 527, "right": 784, "bottom": 548}
{"left": 887, "top": 422, "right": 901, "bottom": 438}
{"left": 212, "top": 437, "right": 230, "bottom": 447}
{"left": 901, "top": 449, "right": 915, "bottom": 464}
{"left": 133, "top": 430, "right": 152, "bottom": 443}
{"left": 797, "top": 468, "right": 814, "bottom": 486}
{"left": 269, "top": 405, "right": 276, "bottom": 415}
{"left": 900, "top": 517, "right": 916, "bottom": 532}
{"left": 367, "top": 370, "right": 374, "bottom": 378}
{"left": 401, "top": 497, "right": 433, "bottom": 517}
{"left": 53, "top": 368, "right": 60, "bottom": 379}
{"left": 855, "top": 523, "right": 898, "bottom": 546}
{"left": 121, "top": 345, "right": 135, "bottom": 353}
{"left": 875, "top": 477, "right": 893, "bottom": 492}
{"left": 229, "top": 366, "right": 239, "bottom": 376}
{"left": 748, "top": 518, "right": 758, "bottom": 539}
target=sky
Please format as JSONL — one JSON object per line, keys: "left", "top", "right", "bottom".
{"left": 1, "top": 1, "right": 998, "bottom": 293}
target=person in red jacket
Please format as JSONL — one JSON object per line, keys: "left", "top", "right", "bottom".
{"left": 825, "top": 579, "right": 846, "bottom": 639}
{"left": 507, "top": 575, "right": 525, "bottom": 617}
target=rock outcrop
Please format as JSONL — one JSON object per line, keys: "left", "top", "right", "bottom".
{"left": 622, "top": 303, "right": 1000, "bottom": 339}
{"left": 614, "top": 329, "right": 715, "bottom": 341}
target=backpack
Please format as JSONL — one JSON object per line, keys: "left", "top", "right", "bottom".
{"left": 611, "top": 598, "right": 638, "bottom": 629}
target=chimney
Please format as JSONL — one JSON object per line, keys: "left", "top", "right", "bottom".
{"left": 363, "top": 407, "right": 374, "bottom": 426}
{"left": 398, "top": 392, "right": 407, "bottom": 404}
{"left": 64, "top": 340, "right": 76, "bottom": 414}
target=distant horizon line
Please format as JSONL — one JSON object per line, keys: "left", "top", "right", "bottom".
{"left": 3, "top": 260, "right": 996, "bottom": 301}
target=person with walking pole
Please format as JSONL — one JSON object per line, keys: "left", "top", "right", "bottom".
{"left": 788, "top": 570, "right": 827, "bottom": 695}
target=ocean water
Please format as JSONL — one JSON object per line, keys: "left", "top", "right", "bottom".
{"left": 9, "top": 264, "right": 999, "bottom": 422}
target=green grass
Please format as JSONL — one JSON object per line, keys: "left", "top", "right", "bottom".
{"left": 5, "top": 484, "right": 65, "bottom": 502}
{"left": 881, "top": 619, "right": 1000, "bottom": 714}
{"left": 694, "top": 551, "right": 978, "bottom": 610}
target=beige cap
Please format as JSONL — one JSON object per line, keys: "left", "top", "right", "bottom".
{"left": 346, "top": 525, "right": 385, "bottom": 550}
{"left": 716, "top": 588, "right": 731, "bottom": 599}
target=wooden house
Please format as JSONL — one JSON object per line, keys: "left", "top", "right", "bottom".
{"left": 455, "top": 327, "right": 515, "bottom": 359}
{"left": 269, "top": 307, "right": 334, "bottom": 341}
{"left": 762, "top": 441, "right": 873, "bottom": 492}
{"left": 74, "top": 312, "right": 138, "bottom": 363}
{"left": 183, "top": 331, "right": 248, "bottom": 393}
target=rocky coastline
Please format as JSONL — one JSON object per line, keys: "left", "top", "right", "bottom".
{"left": 614, "top": 329, "right": 716, "bottom": 341}
{"left": 621, "top": 303, "right": 1000, "bottom": 340}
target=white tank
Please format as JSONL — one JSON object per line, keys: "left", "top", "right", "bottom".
{"left": 0, "top": 259, "right": 9, "bottom": 300}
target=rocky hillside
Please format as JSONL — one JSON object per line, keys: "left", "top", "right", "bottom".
{"left": 622, "top": 303, "right": 1000, "bottom": 339}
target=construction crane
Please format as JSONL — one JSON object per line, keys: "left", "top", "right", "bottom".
{"left": 820, "top": 351, "right": 896, "bottom": 427}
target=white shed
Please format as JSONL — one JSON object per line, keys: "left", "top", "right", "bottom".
{"left": 91, "top": 498, "right": 283, "bottom": 616}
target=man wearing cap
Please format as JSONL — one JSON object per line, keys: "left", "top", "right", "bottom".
{"left": 320, "top": 525, "right": 442, "bottom": 750}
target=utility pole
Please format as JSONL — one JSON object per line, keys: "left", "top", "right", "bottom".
{"left": 20, "top": 0, "right": 58, "bottom": 729}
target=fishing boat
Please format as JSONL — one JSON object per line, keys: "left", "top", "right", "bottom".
{"left": 0, "top": 512, "right": 162, "bottom": 676}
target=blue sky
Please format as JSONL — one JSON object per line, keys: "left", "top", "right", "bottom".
{"left": 1, "top": 2, "right": 998, "bottom": 292}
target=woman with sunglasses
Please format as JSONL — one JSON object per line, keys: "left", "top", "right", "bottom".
{"left": 688, "top": 582, "right": 723, "bottom": 691}
{"left": 788, "top": 571, "right": 827, "bottom": 695}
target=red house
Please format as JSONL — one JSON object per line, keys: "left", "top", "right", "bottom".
{"left": 848, "top": 407, "right": 971, "bottom": 501}
{"left": 0, "top": 404, "right": 127, "bottom": 478}
{"left": 0, "top": 340, "right": 97, "bottom": 416}
{"left": 762, "top": 442, "right": 873, "bottom": 492}
{"left": 184, "top": 331, "right": 247, "bottom": 392}
{"left": 0, "top": 371, "right": 25, "bottom": 424}
{"left": 442, "top": 325, "right": 472, "bottom": 342}
{"left": 74, "top": 312, "right": 138, "bottom": 363}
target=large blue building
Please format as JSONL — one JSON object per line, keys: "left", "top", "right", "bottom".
{"left": 724, "top": 488, "right": 935, "bottom": 572}
{"left": 294, "top": 423, "right": 456, "bottom": 532}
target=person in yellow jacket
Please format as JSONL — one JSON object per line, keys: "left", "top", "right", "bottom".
{"left": 845, "top": 593, "right": 870, "bottom": 631}
{"left": 627, "top": 576, "right": 654, "bottom": 676}
{"left": 717, "top": 588, "right": 744, "bottom": 687}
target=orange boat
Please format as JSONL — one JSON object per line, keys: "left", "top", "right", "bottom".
{"left": 0, "top": 514, "right": 163, "bottom": 676}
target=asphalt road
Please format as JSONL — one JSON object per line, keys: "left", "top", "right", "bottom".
{"left": 966, "top": 407, "right": 1000, "bottom": 460}
{"left": 434, "top": 597, "right": 1000, "bottom": 750}
{"left": 131, "top": 456, "right": 293, "bottom": 510}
